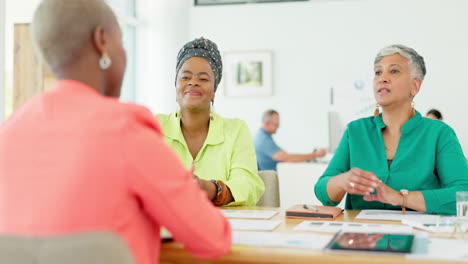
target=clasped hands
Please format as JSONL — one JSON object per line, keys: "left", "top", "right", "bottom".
{"left": 341, "top": 168, "right": 402, "bottom": 206}
{"left": 191, "top": 163, "right": 217, "bottom": 201}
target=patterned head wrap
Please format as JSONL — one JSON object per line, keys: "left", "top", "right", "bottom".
{"left": 175, "top": 37, "right": 223, "bottom": 92}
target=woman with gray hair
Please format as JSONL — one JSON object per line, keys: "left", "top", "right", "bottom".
{"left": 315, "top": 44, "right": 468, "bottom": 215}
{"left": 157, "top": 37, "right": 264, "bottom": 206}
{"left": 0, "top": 1, "right": 231, "bottom": 263}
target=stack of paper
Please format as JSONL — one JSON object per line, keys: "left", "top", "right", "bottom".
{"left": 233, "top": 231, "right": 333, "bottom": 249}
{"left": 222, "top": 209, "right": 279, "bottom": 219}
{"left": 355, "top": 210, "right": 431, "bottom": 221}
{"left": 229, "top": 219, "right": 282, "bottom": 231}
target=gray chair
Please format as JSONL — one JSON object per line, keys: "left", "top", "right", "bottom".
{"left": 0, "top": 232, "right": 135, "bottom": 264}
{"left": 257, "top": 170, "right": 280, "bottom": 207}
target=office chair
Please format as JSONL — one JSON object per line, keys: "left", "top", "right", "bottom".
{"left": 257, "top": 170, "right": 280, "bottom": 207}
{"left": 0, "top": 232, "right": 135, "bottom": 264}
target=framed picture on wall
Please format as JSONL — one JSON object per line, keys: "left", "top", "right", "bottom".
{"left": 224, "top": 50, "right": 272, "bottom": 97}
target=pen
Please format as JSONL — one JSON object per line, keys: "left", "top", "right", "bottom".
{"left": 303, "top": 204, "right": 319, "bottom": 212}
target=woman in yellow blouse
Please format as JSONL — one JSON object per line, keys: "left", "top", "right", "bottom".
{"left": 157, "top": 37, "right": 264, "bottom": 206}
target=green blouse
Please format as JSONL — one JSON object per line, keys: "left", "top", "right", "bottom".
{"left": 315, "top": 111, "right": 468, "bottom": 215}
{"left": 156, "top": 112, "right": 264, "bottom": 206}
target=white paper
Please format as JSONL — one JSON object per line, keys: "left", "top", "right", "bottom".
{"left": 233, "top": 231, "right": 333, "bottom": 249}
{"left": 356, "top": 210, "right": 436, "bottom": 222}
{"left": 402, "top": 217, "right": 468, "bottom": 233}
{"left": 229, "top": 219, "right": 282, "bottom": 231}
{"left": 221, "top": 209, "right": 279, "bottom": 219}
{"left": 407, "top": 238, "right": 468, "bottom": 261}
{"left": 294, "top": 221, "right": 413, "bottom": 233}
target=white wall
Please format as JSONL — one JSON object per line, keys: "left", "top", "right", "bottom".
{"left": 5, "top": 0, "right": 468, "bottom": 154}
{"left": 136, "top": 1, "right": 190, "bottom": 114}
{"left": 5, "top": 0, "right": 40, "bottom": 23}
{"left": 178, "top": 0, "right": 468, "bottom": 153}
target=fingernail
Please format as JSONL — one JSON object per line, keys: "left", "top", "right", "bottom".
{"left": 368, "top": 188, "right": 374, "bottom": 192}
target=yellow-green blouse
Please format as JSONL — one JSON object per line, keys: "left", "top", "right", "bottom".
{"left": 156, "top": 112, "right": 265, "bottom": 206}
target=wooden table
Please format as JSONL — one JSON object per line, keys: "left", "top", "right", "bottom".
{"left": 160, "top": 207, "right": 466, "bottom": 264}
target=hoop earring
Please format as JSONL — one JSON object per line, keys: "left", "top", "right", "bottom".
{"left": 99, "top": 52, "right": 112, "bottom": 70}
{"left": 210, "top": 101, "right": 215, "bottom": 121}
{"left": 373, "top": 103, "right": 380, "bottom": 117}
{"left": 411, "top": 101, "right": 416, "bottom": 117}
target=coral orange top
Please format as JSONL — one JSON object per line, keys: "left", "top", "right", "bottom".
{"left": 0, "top": 80, "right": 231, "bottom": 264}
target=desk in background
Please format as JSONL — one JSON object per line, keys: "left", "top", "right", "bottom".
{"left": 160, "top": 207, "right": 467, "bottom": 264}
{"left": 277, "top": 162, "right": 345, "bottom": 209}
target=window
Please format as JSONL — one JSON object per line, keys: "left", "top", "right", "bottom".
{"left": 107, "top": 0, "right": 139, "bottom": 103}
{"left": 1, "top": 0, "right": 139, "bottom": 122}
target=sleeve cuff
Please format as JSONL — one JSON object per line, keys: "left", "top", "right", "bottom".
{"left": 420, "top": 189, "right": 456, "bottom": 215}
{"left": 315, "top": 177, "right": 340, "bottom": 206}
{"left": 420, "top": 190, "right": 434, "bottom": 214}
{"left": 224, "top": 180, "right": 261, "bottom": 206}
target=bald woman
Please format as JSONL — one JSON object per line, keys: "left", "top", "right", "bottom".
{"left": 0, "top": 1, "right": 231, "bottom": 263}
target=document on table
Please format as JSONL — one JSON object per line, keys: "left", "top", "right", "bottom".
{"left": 229, "top": 219, "right": 282, "bottom": 231}
{"left": 407, "top": 238, "right": 468, "bottom": 261}
{"left": 221, "top": 209, "right": 279, "bottom": 219}
{"left": 402, "top": 216, "right": 468, "bottom": 233}
{"left": 233, "top": 231, "right": 333, "bottom": 249}
{"left": 294, "top": 221, "right": 413, "bottom": 233}
{"left": 356, "top": 209, "right": 437, "bottom": 222}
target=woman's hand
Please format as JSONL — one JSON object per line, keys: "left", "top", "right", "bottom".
{"left": 329, "top": 168, "right": 424, "bottom": 211}
{"left": 191, "top": 163, "right": 216, "bottom": 200}
{"left": 341, "top": 168, "right": 380, "bottom": 195}
{"left": 313, "top": 148, "right": 327, "bottom": 158}
{"left": 193, "top": 175, "right": 217, "bottom": 201}
{"left": 363, "top": 181, "right": 402, "bottom": 206}
{"left": 191, "top": 162, "right": 234, "bottom": 205}
{"left": 326, "top": 167, "right": 381, "bottom": 203}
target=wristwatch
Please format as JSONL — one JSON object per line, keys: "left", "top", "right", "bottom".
{"left": 210, "top": 180, "right": 223, "bottom": 202}
{"left": 400, "top": 189, "right": 409, "bottom": 214}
